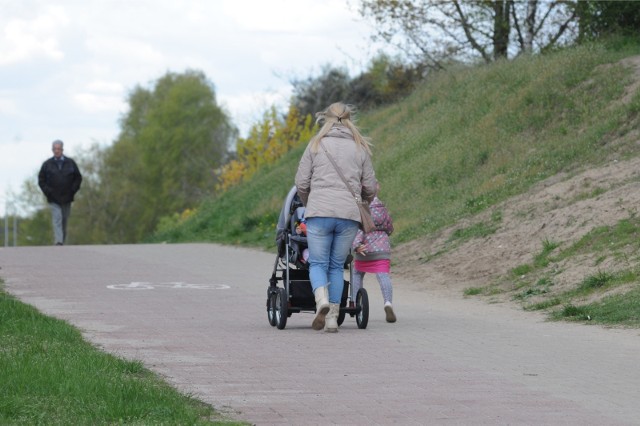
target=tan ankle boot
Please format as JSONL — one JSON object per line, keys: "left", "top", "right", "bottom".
{"left": 324, "top": 303, "right": 340, "bottom": 333}
{"left": 312, "top": 286, "right": 329, "bottom": 330}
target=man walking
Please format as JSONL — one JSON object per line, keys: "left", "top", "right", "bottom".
{"left": 38, "top": 140, "right": 83, "bottom": 245}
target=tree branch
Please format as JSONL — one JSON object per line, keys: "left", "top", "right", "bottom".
{"left": 452, "top": 0, "right": 492, "bottom": 63}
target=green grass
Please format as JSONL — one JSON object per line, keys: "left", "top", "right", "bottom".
{"left": 550, "top": 285, "right": 640, "bottom": 326}
{"left": 448, "top": 210, "right": 503, "bottom": 243}
{"left": 463, "top": 287, "right": 483, "bottom": 296}
{"left": 0, "top": 285, "right": 242, "bottom": 425}
{"left": 579, "top": 270, "right": 616, "bottom": 291}
{"left": 554, "top": 217, "right": 640, "bottom": 262}
{"left": 511, "top": 263, "right": 534, "bottom": 277}
{"left": 534, "top": 238, "right": 560, "bottom": 268}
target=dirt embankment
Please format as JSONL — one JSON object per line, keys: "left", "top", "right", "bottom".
{"left": 394, "top": 154, "right": 640, "bottom": 303}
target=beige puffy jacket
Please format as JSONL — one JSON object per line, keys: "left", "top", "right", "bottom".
{"left": 295, "top": 125, "right": 377, "bottom": 223}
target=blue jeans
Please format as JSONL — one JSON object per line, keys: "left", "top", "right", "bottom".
{"left": 305, "top": 217, "right": 359, "bottom": 303}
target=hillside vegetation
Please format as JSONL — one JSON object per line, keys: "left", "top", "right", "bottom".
{"left": 152, "top": 40, "right": 640, "bottom": 325}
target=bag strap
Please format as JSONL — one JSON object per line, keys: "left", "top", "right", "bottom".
{"left": 319, "top": 140, "right": 362, "bottom": 203}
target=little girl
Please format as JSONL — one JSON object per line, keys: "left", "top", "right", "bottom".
{"left": 351, "top": 183, "right": 396, "bottom": 322}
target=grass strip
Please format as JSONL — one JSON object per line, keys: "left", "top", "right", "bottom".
{"left": 0, "top": 285, "right": 243, "bottom": 425}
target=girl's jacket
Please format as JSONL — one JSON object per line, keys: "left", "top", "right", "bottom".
{"left": 352, "top": 196, "right": 393, "bottom": 261}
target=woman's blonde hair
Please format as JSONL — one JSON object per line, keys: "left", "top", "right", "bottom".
{"left": 310, "top": 102, "right": 372, "bottom": 155}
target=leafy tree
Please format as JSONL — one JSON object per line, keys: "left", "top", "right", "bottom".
{"left": 95, "top": 70, "right": 235, "bottom": 243}
{"left": 349, "top": 53, "right": 425, "bottom": 109}
{"left": 290, "top": 66, "right": 352, "bottom": 119}
{"left": 217, "top": 105, "right": 315, "bottom": 191}
{"left": 16, "top": 208, "right": 50, "bottom": 246}
{"left": 576, "top": 1, "right": 640, "bottom": 42}
{"left": 64, "top": 143, "right": 112, "bottom": 244}
{"left": 358, "top": 0, "right": 579, "bottom": 67}
{"left": 290, "top": 55, "right": 424, "bottom": 117}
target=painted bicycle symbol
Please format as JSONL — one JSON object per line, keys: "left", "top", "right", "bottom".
{"left": 107, "top": 281, "right": 230, "bottom": 290}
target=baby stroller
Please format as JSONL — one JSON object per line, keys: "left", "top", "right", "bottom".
{"left": 267, "top": 185, "right": 369, "bottom": 330}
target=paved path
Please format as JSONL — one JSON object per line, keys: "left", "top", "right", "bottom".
{"left": 1, "top": 244, "right": 639, "bottom": 425}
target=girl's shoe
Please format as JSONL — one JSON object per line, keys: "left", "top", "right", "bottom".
{"left": 384, "top": 303, "right": 396, "bottom": 323}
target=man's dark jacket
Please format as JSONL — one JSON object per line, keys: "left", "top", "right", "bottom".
{"left": 38, "top": 157, "right": 83, "bottom": 204}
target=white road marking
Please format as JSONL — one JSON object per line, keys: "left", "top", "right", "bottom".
{"left": 107, "top": 281, "right": 230, "bottom": 290}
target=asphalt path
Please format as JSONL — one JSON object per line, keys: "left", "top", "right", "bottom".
{"left": 2, "top": 243, "right": 640, "bottom": 425}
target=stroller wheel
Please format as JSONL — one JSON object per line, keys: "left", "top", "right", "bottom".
{"left": 267, "top": 290, "right": 277, "bottom": 327}
{"left": 275, "top": 287, "right": 288, "bottom": 330}
{"left": 355, "top": 288, "right": 369, "bottom": 329}
{"left": 337, "top": 301, "right": 346, "bottom": 326}
{"left": 337, "top": 278, "right": 349, "bottom": 325}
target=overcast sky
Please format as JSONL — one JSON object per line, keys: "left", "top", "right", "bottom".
{"left": 1, "top": 0, "right": 384, "bottom": 215}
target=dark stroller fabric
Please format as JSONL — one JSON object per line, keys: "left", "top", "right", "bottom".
{"left": 276, "top": 186, "right": 308, "bottom": 269}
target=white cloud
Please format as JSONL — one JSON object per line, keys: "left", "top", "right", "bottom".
{"left": 0, "top": 139, "right": 42, "bottom": 208}
{"left": 73, "top": 92, "right": 126, "bottom": 114}
{"left": 71, "top": 79, "right": 126, "bottom": 113}
{"left": 0, "top": 98, "right": 18, "bottom": 115}
{"left": 85, "top": 80, "right": 124, "bottom": 93}
{"left": 224, "top": 1, "right": 312, "bottom": 32}
{"left": 84, "top": 36, "right": 165, "bottom": 65}
{"left": 0, "top": 5, "right": 68, "bottom": 65}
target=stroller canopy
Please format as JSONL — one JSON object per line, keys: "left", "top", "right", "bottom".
{"left": 276, "top": 185, "right": 303, "bottom": 243}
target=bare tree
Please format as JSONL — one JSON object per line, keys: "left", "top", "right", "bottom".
{"left": 358, "top": 0, "right": 579, "bottom": 68}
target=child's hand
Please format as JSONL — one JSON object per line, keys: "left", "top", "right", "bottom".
{"left": 355, "top": 244, "right": 367, "bottom": 255}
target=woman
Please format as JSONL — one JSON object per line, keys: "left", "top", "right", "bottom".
{"left": 295, "top": 102, "right": 377, "bottom": 332}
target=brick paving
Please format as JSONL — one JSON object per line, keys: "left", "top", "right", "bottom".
{"left": 2, "top": 243, "right": 639, "bottom": 425}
